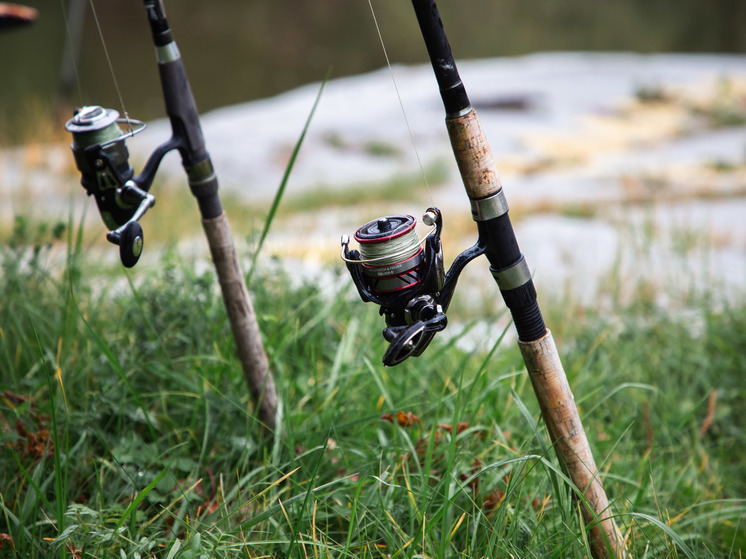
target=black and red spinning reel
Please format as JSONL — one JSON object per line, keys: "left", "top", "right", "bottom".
{"left": 342, "top": 208, "right": 484, "bottom": 366}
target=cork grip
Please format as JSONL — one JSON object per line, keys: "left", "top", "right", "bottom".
{"left": 520, "top": 331, "right": 626, "bottom": 558}
{"left": 445, "top": 109, "right": 503, "bottom": 200}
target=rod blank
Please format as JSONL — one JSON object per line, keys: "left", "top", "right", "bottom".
{"left": 143, "top": 0, "right": 277, "bottom": 429}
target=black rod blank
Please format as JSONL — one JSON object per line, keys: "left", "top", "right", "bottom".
{"left": 411, "top": 0, "right": 471, "bottom": 116}
{"left": 412, "top": 0, "right": 546, "bottom": 342}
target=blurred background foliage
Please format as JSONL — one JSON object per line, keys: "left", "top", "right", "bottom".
{"left": 1, "top": 0, "right": 745, "bottom": 144}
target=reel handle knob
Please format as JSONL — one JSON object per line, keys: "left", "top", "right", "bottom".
{"left": 105, "top": 181, "right": 155, "bottom": 267}
{"left": 119, "top": 221, "right": 144, "bottom": 268}
{"left": 107, "top": 221, "right": 144, "bottom": 268}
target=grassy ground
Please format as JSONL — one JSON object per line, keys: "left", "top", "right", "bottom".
{"left": 0, "top": 212, "right": 744, "bottom": 558}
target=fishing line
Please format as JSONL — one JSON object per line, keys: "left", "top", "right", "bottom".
{"left": 87, "top": 0, "right": 132, "bottom": 134}
{"left": 367, "top": 0, "right": 433, "bottom": 205}
{"left": 341, "top": 225, "right": 429, "bottom": 265}
{"left": 58, "top": 0, "right": 85, "bottom": 104}
{"left": 358, "top": 228, "right": 421, "bottom": 264}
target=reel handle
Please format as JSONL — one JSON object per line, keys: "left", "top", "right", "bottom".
{"left": 383, "top": 322, "right": 428, "bottom": 367}
{"left": 105, "top": 181, "right": 156, "bottom": 268}
{"left": 381, "top": 311, "right": 447, "bottom": 367}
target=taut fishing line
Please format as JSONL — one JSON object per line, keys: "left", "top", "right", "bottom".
{"left": 367, "top": 0, "right": 432, "bottom": 205}
{"left": 58, "top": 0, "right": 85, "bottom": 104}
{"left": 86, "top": 0, "right": 132, "bottom": 134}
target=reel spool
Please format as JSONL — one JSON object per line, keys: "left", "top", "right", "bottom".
{"left": 354, "top": 214, "right": 427, "bottom": 296}
{"left": 65, "top": 105, "right": 155, "bottom": 268}
{"left": 342, "top": 210, "right": 443, "bottom": 310}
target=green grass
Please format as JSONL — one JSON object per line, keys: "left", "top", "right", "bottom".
{"left": 1, "top": 214, "right": 744, "bottom": 558}
{"left": 280, "top": 160, "right": 450, "bottom": 214}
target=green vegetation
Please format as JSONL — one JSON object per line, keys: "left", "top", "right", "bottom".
{"left": 280, "top": 161, "right": 449, "bottom": 213}
{"left": 1, "top": 215, "right": 744, "bottom": 558}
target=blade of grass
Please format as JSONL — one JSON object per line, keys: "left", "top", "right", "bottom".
{"left": 114, "top": 463, "right": 171, "bottom": 532}
{"left": 31, "top": 321, "right": 66, "bottom": 559}
{"left": 344, "top": 478, "right": 367, "bottom": 554}
{"left": 628, "top": 512, "right": 697, "bottom": 559}
{"left": 9, "top": 447, "right": 54, "bottom": 511}
{"left": 287, "top": 437, "right": 330, "bottom": 558}
{"left": 511, "top": 387, "right": 564, "bottom": 503}
{"left": 247, "top": 69, "right": 330, "bottom": 287}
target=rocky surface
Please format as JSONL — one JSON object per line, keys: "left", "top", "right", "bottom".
{"left": 3, "top": 53, "right": 745, "bottom": 321}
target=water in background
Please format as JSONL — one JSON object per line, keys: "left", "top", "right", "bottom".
{"left": 1, "top": 0, "right": 744, "bottom": 143}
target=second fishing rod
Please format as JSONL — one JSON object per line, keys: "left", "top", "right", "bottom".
{"left": 64, "top": 0, "right": 277, "bottom": 429}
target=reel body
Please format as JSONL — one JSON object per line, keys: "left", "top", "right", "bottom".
{"left": 66, "top": 106, "right": 139, "bottom": 231}
{"left": 65, "top": 105, "right": 169, "bottom": 268}
{"left": 342, "top": 207, "right": 484, "bottom": 366}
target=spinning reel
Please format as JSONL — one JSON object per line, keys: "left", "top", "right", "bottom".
{"left": 65, "top": 105, "right": 164, "bottom": 268}
{"left": 342, "top": 207, "right": 485, "bottom": 366}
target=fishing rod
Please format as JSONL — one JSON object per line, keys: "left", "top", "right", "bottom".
{"left": 64, "top": 0, "right": 278, "bottom": 429}
{"left": 342, "top": 1, "right": 626, "bottom": 557}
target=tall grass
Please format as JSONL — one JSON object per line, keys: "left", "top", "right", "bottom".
{"left": 1, "top": 209, "right": 744, "bottom": 557}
